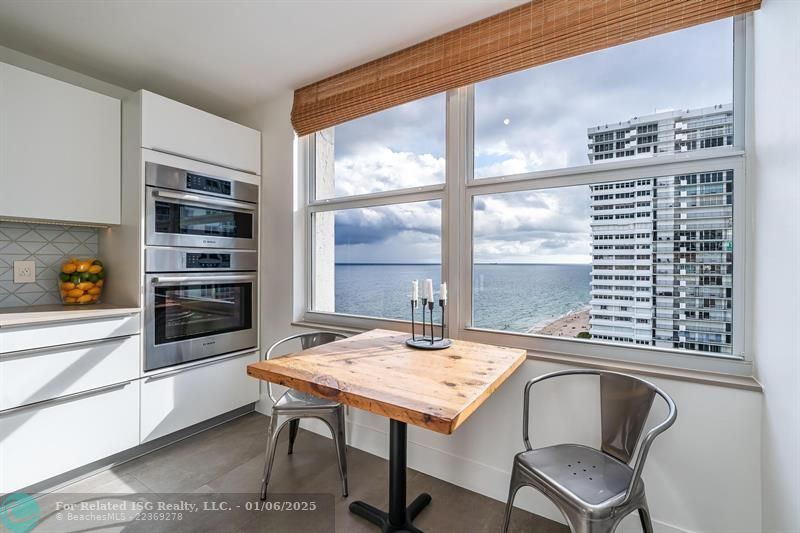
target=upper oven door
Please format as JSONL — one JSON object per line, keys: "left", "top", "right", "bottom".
{"left": 146, "top": 187, "right": 258, "bottom": 249}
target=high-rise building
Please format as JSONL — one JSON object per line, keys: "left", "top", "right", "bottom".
{"left": 587, "top": 104, "right": 733, "bottom": 164}
{"left": 588, "top": 105, "right": 734, "bottom": 355}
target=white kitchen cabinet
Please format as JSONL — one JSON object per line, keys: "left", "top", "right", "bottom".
{"left": 140, "top": 351, "right": 259, "bottom": 443}
{"left": 0, "top": 334, "right": 140, "bottom": 411}
{"left": 140, "top": 90, "right": 261, "bottom": 176}
{"left": 0, "top": 61, "right": 121, "bottom": 225}
{"left": 0, "top": 380, "right": 139, "bottom": 493}
{"left": 0, "top": 313, "right": 139, "bottom": 354}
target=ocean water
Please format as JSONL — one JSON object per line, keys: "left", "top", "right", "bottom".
{"left": 334, "top": 263, "right": 591, "bottom": 333}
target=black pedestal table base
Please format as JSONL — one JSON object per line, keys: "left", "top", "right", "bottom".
{"left": 349, "top": 419, "right": 432, "bottom": 532}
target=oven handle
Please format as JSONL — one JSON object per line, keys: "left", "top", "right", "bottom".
{"left": 151, "top": 274, "right": 257, "bottom": 285}
{"left": 152, "top": 189, "right": 257, "bottom": 211}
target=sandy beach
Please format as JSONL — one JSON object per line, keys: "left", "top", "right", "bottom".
{"left": 529, "top": 307, "right": 591, "bottom": 338}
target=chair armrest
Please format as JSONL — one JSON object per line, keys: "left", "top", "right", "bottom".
{"left": 621, "top": 387, "right": 677, "bottom": 505}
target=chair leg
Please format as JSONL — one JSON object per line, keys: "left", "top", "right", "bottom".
{"left": 287, "top": 419, "right": 300, "bottom": 455}
{"left": 501, "top": 467, "right": 523, "bottom": 533}
{"left": 638, "top": 501, "right": 654, "bottom": 533}
{"left": 330, "top": 406, "right": 349, "bottom": 497}
{"left": 260, "top": 413, "right": 285, "bottom": 501}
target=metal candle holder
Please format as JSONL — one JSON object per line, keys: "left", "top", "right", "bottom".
{"left": 406, "top": 297, "right": 452, "bottom": 350}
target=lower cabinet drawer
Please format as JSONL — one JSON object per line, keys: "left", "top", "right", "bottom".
{"left": 0, "top": 314, "right": 139, "bottom": 354}
{"left": 0, "top": 335, "right": 140, "bottom": 410}
{"left": 140, "top": 352, "right": 259, "bottom": 443}
{"left": 0, "top": 380, "right": 139, "bottom": 493}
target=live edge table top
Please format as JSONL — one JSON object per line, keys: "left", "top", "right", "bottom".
{"left": 247, "top": 329, "right": 527, "bottom": 435}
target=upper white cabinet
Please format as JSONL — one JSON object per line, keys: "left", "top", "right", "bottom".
{"left": 140, "top": 90, "right": 261, "bottom": 175}
{"left": 0, "top": 62, "right": 121, "bottom": 225}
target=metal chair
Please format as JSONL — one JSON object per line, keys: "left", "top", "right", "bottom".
{"left": 260, "top": 332, "right": 349, "bottom": 500}
{"left": 502, "top": 370, "right": 677, "bottom": 533}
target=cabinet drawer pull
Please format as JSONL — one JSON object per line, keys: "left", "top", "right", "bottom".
{"left": 0, "top": 335, "right": 134, "bottom": 360}
{"left": 0, "top": 381, "right": 132, "bottom": 416}
{"left": 145, "top": 351, "right": 254, "bottom": 382}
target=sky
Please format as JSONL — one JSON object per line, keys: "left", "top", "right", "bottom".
{"left": 325, "top": 19, "right": 734, "bottom": 265}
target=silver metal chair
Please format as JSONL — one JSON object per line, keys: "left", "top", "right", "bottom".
{"left": 260, "top": 332, "right": 349, "bottom": 500}
{"left": 502, "top": 370, "right": 677, "bottom": 533}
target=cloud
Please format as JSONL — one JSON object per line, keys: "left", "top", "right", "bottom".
{"left": 471, "top": 185, "right": 591, "bottom": 263}
{"left": 333, "top": 201, "right": 441, "bottom": 246}
{"left": 333, "top": 145, "right": 444, "bottom": 197}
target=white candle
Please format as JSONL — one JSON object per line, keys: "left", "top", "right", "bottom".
{"left": 440, "top": 282, "right": 447, "bottom": 302}
{"left": 424, "top": 279, "right": 434, "bottom": 301}
{"left": 411, "top": 280, "right": 419, "bottom": 302}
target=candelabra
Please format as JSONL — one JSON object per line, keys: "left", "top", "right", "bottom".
{"left": 406, "top": 296, "right": 451, "bottom": 350}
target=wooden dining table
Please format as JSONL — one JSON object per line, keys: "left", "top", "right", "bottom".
{"left": 247, "top": 328, "right": 527, "bottom": 533}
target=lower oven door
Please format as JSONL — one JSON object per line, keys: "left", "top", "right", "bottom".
{"left": 145, "top": 273, "right": 258, "bottom": 372}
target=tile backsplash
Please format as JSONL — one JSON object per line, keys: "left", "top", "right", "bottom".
{"left": 0, "top": 221, "right": 99, "bottom": 307}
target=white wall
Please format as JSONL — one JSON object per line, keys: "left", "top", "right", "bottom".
{"left": 234, "top": 94, "right": 764, "bottom": 533}
{"left": 751, "top": 1, "right": 800, "bottom": 531}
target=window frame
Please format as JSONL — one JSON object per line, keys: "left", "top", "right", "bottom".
{"left": 300, "top": 15, "right": 752, "bottom": 377}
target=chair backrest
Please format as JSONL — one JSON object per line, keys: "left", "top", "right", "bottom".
{"left": 523, "top": 369, "right": 676, "bottom": 506}
{"left": 264, "top": 331, "right": 347, "bottom": 403}
{"left": 600, "top": 372, "right": 657, "bottom": 463}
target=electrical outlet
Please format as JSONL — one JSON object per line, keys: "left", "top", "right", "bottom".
{"left": 14, "top": 261, "right": 36, "bottom": 283}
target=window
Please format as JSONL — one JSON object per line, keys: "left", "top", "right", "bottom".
{"left": 309, "top": 95, "right": 445, "bottom": 320}
{"left": 313, "top": 94, "right": 445, "bottom": 200}
{"left": 306, "top": 18, "right": 747, "bottom": 372}
{"left": 471, "top": 169, "right": 735, "bottom": 355}
{"left": 473, "top": 19, "right": 734, "bottom": 177}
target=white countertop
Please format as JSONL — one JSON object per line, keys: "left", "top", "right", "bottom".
{"left": 0, "top": 304, "right": 141, "bottom": 329}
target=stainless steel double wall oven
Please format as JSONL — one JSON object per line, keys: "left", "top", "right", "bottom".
{"left": 144, "top": 162, "right": 258, "bottom": 372}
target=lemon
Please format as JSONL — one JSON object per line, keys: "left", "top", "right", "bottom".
{"left": 67, "top": 288, "right": 84, "bottom": 298}
{"left": 76, "top": 261, "right": 91, "bottom": 273}
{"left": 77, "top": 294, "right": 93, "bottom": 304}
{"left": 77, "top": 282, "right": 94, "bottom": 290}
{"left": 96, "top": 279, "right": 105, "bottom": 287}
{"left": 62, "top": 263, "right": 77, "bottom": 274}
{"left": 87, "top": 287, "right": 102, "bottom": 295}
{"left": 64, "top": 297, "right": 77, "bottom": 303}
{"left": 61, "top": 282, "right": 75, "bottom": 290}
{"left": 89, "top": 265, "right": 103, "bottom": 274}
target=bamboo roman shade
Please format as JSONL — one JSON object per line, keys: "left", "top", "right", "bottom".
{"left": 291, "top": 0, "right": 760, "bottom": 136}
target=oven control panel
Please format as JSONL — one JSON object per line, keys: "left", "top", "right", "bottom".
{"left": 185, "top": 253, "right": 231, "bottom": 269}
{"left": 186, "top": 173, "right": 232, "bottom": 196}
{"left": 145, "top": 248, "right": 258, "bottom": 273}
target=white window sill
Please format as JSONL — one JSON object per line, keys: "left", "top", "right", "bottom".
{"left": 291, "top": 319, "right": 762, "bottom": 393}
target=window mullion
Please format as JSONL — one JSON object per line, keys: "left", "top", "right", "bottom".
{"left": 307, "top": 186, "right": 444, "bottom": 213}
{"left": 444, "top": 87, "right": 470, "bottom": 338}
{"left": 465, "top": 150, "right": 745, "bottom": 195}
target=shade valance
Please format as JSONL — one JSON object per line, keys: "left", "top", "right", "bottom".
{"left": 291, "top": 0, "right": 760, "bottom": 136}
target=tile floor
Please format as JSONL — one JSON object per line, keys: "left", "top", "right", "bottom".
{"left": 30, "top": 412, "right": 567, "bottom": 532}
